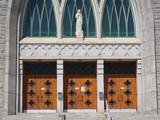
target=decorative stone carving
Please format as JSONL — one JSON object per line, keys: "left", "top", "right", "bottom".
{"left": 20, "top": 45, "right": 33, "bottom": 57}
{"left": 20, "top": 44, "right": 141, "bottom": 58}
{"left": 87, "top": 45, "right": 100, "bottom": 56}
{"left": 61, "top": 45, "right": 74, "bottom": 56}
{"left": 100, "top": 45, "right": 114, "bottom": 56}
{"left": 74, "top": 45, "right": 87, "bottom": 56}
{"left": 114, "top": 45, "right": 127, "bottom": 56}
{"left": 34, "top": 45, "right": 46, "bottom": 56}
{"left": 47, "top": 45, "right": 60, "bottom": 56}
{"left": 127, "top": 45, "right": 140, "bottom": 56}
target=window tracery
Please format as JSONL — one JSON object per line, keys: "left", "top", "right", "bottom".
{"left": 102, "top": 0, "right": 135, "bottom": 37}
{"left": 23, "top": 0, "right": 135, "bottom": 38}
{"left": 23, "top": 0, "right": 57, "bottom": 37}
{"left": 63, "top": 0, "right": 96, "bottom": 37}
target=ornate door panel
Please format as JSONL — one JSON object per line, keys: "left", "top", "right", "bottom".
{"left": 104, "top": 76, "right": 120, "bottom": 109}
{"left": 64, "top": 77, "right": 97, "bottom": 110}
{"left": 104, "top": 75, "right": 137, "bottom": 109}
{"left": 23, "top": 76, "right": 57, "bottom": 110}
{"left": 119, "top": 77, "right": 137, "bottom": 109}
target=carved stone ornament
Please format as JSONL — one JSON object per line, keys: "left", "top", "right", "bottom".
{"left": 20, "top": 44, "right": 141, "bottom": 59}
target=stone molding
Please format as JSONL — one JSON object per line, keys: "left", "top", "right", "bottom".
{"left": 20, "top": 44, "right": 141, "bottom": 59}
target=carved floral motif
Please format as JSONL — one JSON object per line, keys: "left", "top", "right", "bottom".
{"left": 20, "top": 44, "right": 141, "bottom": 58}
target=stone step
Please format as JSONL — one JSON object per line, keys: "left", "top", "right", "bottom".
{"left": 63, "top": 113, "right": 109, "bottom": 120}
{"left": 5, "top": 113, "right": 109, "bottom": 120}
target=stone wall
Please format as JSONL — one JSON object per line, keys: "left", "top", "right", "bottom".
{"left": 152, "top": 0, "right": 160, "bottom": 113}
{"left": 140, "top": 0, "right": 157, "bottom": 112}
{"left": 0, "top": 0, "right": 8, "bottom": 118}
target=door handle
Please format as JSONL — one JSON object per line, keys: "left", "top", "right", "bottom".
{"left": 78, "top": 95, "right": 79, "bottom": 102}
{"left": 81, "top": 95, "right": 83, "bottom": 102}
{"left": 121, "top": 95, "right": 123, "bottom": 102}
{"left": 37, "top": 95, "right": 40, "bottom": 103}
{"left": 118, "top": 96, "right": 119, "bottom": 102}
{"left": 118, "top": 95, "right": 123, "bottom": 102}
{"left": 78, "top": 95, "right": 83, "bottom": 102}
{"left": 77, "top": 95, "right": 83, "bottom": 102}
{"left": 37, "top": 95, "right": 43, "bottom": 103}
{"left": 41, "top": 95, "right": 43, "bottom": 102}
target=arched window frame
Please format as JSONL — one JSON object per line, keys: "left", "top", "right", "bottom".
{"left": 22, "top": 0, "right": 58, "bottom": 38}
{"left": 19, "top": 0, "right": 141, "bottom": 41}
{"left": 101, "top": 0, "right": 137, "bottom": 38}
{"left": 61, "top": 0, "right": 98, "bottom": 38}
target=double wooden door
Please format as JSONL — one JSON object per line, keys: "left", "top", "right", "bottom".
{"left": 23, "top": 76, "right": 57, "bottom": 110}
{"left": 64, "top": 76, "right": 97, "bottom": 110}
{"left": 104, "top": 75, "right": 137, "bottom": 109}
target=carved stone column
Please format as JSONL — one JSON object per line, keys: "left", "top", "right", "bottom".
{"left": 57, "top": 60, "right": 64, "bottom": 112}
{"left": 97, "top": 60, "right": 104, "bottom": 112}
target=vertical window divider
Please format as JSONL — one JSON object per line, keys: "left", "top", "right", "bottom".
{"left": 126, "top": 6, "right": 131, "bottom": 37}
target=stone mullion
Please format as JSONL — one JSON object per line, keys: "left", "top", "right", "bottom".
{"left": 97, "top": 60, "right": 104, "bottom": 112}
{"left": 57, "top": 60, "right": 64, "bottom": 112}
{"left": 136, "top": 59, "right": 143, "bottom": 112}
{"left": 19, "top": 60, "right": 23, "bottom": 113}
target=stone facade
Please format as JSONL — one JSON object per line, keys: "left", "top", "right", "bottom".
{"left": 152, "top": 0, "right": 160, "bottom": 112}
{"left": 0, "top": 0, "right": 8, "bottom": 118}
{"left": 0, "top": 0, "right": 160, "bottom": 120}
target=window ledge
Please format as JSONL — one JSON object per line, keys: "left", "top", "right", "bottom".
{"left": 20, "top": 37, "right": 141, "bottom": 44}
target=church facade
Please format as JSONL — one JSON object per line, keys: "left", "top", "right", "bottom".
{"left": 0, "top": 0, "right": 160, "bottom": 120}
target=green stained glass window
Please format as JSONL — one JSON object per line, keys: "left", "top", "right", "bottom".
{"left": 97, "top": 0, "right": 101, "bottom": 5}
{"left": 58, "top": 0, "right": 62, "bottom": 4}
{"left": 63, "top": 0, "right": 96, "bottom": 37}
{"left": 102, "top": 0, "right": 135, "bottom": 37}
{"left": 24, "top": 0, "right": 57, "bottom": 37}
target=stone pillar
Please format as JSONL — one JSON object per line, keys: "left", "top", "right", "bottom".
{"left": 136, "top": 59, "right": 143, "bottom": 112}
{"left": 57, "top": 60, "right": 64, "bottom": 113}
{"left": 19, "top": 60, "right": 23, "bottom": 113}
{"left": 97, "top": 60, "right": 104, "bottom": 112}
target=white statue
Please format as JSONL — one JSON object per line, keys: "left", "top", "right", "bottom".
{"left": 75, "top": 9, "right": 83, "bottom": 39}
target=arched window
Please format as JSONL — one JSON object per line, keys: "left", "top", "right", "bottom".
{"left": 63, "top": 0, "right": 96, "bottom": 37}
{"left": 102, "top": 0, "right": 135, "bottom": 37}
{"left": 23, "top": 0, "right": 57, "bottom": 37}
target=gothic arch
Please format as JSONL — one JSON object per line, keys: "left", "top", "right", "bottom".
{"left": 19, "top": 0, "right": 59, "bottom": 39}
{"left": 100, "top": 0, "right": 141, "bottom": 38}
{"left": 23, "top": 0, "right": 57, "bottom": 37}
{"left": 61, "top": 0, "right": 99, "bottom": 37}
{"left": 3, "top": 0, "right": 157, "bottom": 116}
{"left": 4, "top": 0, "right": 59, "bottom": 115}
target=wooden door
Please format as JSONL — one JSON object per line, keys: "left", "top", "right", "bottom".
{"left": 104, "top": 75, "right": 137, "bottom": 109}
{"left": 23, "top": 76, "right": 57, "bottom": 110}
{"left": 64, "top": 76, "right": 97, "bottom": 110}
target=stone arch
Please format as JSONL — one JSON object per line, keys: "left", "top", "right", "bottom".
{"left": 4, "top": 0, "right": 22, "bottom": 115}
{"left": 20, "top": 0, "right": 59, "bottom": 38}
{"left": 4, "top": 0, "right": 59, "bottom": 115}
{"left": 3, "top": 0, "right": 157, "bottom": 116}
{"left": 100, "top": 0, "right": 142, "bottom": 38}
{"left": 61, "top": 0, "right": 99, "bottom": 37}
{"left": 23, "top": 0, "right": 57, "bottom": 37}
